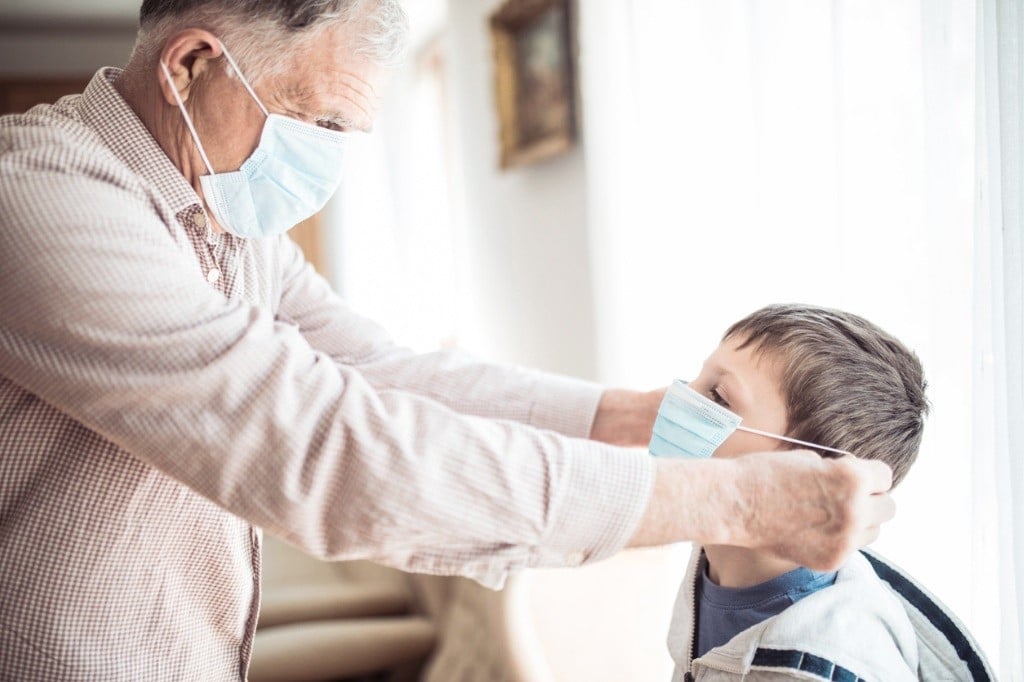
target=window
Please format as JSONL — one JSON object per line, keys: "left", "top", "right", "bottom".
{"left": 326, "top": 33, "right": 460, "bottom": 354}
{"left": 579, "top": 0, "right": 987, "bottom": 662}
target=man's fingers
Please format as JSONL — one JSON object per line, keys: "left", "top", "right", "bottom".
{"left": 858, "top": 526, "right": 881, "bottom": 548}
{"left": 864, "top": 491, "right": 896, "bottom": 526}
{"left": 723, "top": 450, "right": 899, "bottom": 568}
{"left": 855, "top": 457, "right": 894, "bottom": 492}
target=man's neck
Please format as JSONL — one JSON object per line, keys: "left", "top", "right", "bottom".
{"left": 113, "top": 62, "right": 218, "bottom": 230}
{"left": 703, "top": 544, "right": 802, "bottom": 588}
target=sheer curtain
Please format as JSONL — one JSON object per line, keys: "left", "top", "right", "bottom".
{"left": 578, "top": 0, "right": 1014, "bottom": 670}
{"left": 974, "top": 0, "right": 1024, "bottom": 676}
{"left": 325, "top": 3, "right": 458, "bottom": 354}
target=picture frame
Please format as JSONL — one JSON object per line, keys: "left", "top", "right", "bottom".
{"left": 490, "top": 0, "right": 576, "bottom": 169}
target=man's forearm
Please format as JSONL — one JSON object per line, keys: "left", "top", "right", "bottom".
{"left": 627, "top": 458, "right": 735, "bottom": 548}
{"left": 629, "top": 453, "right": 896, "bottom": 571}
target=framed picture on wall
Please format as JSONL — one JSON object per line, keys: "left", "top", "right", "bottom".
{"left": 490, "top": 0, "right": 576, "bottom": 169}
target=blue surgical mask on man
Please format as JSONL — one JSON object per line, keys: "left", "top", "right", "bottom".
{"left": 649, "top": 380, "right": 852, "bottom": 459}
{"left": 159, "top": 40, "right": 349, "bottom": 239}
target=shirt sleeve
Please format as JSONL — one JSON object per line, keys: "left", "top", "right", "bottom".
{"left": 275, "top": 237, "right": 603, "bottom": 438}
{"left": 0, "top": 165, "right": 655, "bottom": 589}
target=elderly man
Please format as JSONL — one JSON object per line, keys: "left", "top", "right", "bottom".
{"left": 0, "top": 1, "right": 895, "bottom": 680}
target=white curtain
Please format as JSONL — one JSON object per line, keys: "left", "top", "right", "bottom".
{"left": 326, "top": 27, "right": 460, "bottom": 354}
{"left": 327, "top": 0, "right": 1022, "bottom": 673}
{"left": 974, "top": 0, "right": 1024, "bottom": 677}
{"left": 579, "top": 0, "right": 1021, "bottom": 671}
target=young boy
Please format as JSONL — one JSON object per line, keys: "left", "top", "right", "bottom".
{"left": 654, "top": 304, "right": 929, "bottom": 682}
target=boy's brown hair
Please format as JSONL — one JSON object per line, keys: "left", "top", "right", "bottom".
{"left": 724, "top": 304, "right": 928, "bottom": 486}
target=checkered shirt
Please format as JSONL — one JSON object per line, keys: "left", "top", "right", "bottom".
{"left": 0, "top": 68, "right": 654, "bottom": 680}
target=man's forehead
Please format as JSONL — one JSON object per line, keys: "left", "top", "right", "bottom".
{"left": 266, "top": 23, "right": 386, "bottom": 128}
{"left": 279, "top": 74, "right": 379, "bottom": 132}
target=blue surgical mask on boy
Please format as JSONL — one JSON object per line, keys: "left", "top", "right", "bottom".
{"left": 648, "top": 380, "right": 852, "bottom": 459}
{"left": 160, "top": 40, "right": 349, "bottom": 239}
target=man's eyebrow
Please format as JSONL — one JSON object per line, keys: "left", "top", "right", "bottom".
{"left": 278, "top": 84, "right": 372, "bottom": 132}
{"left": 317, "top": 112, "right": 372, "bottom": 133}
{"left": 315, "top": 113, "right": 353, "bottom": 127}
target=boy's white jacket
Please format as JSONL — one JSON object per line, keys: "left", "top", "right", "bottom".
{"left": 667, "top": 546, "right": 995, "bottom": 681}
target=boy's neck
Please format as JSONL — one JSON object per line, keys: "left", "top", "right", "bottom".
{"left": 703, "top": 544, "right": 802, "bottom": 588}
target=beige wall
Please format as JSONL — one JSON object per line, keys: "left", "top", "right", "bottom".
{"left": 441, "top": 0, "right": 599, "bottom": 380}
{"left": 433, "top": 4, "right": 679, "bottom": 680}
{"left": 0, "top": 24, "right": 136, "bottom": 78}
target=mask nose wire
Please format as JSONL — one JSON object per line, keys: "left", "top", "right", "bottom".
{"left": 215, "top": 39, "right": 270, "bottom": 118}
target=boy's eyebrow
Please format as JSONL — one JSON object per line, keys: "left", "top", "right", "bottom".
{"left": 708, "top": 364, "right": 738, "bottom": 384}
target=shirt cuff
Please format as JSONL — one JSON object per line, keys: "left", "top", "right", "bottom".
{"left": 403, "top": 441, "right": 656, "bottom": 591}
{"left": 526, "top": 373, "right": 605, "bottom": 438}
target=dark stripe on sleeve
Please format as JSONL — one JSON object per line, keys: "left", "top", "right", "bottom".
{"left": 861, "top": 550, "right": 991, "bottom": 681}
{"left": 752, "top": 648, "right": 864, "bottom": 681}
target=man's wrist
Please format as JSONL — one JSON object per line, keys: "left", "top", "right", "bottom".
{"left": 589, "top": 388, "right": 664, "bottom": 446}
{"left": 628, "top": 457, "right": 741, "bottom": 548}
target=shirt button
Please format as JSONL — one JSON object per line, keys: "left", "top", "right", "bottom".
{"left": 207, "top": 268, "right": 221, "bottom": 284}
{"left": 194, "top": 212, "right": 208, "bottom": 228}
{"left": 566, "top": 550, "right": 586, "bottom": 566}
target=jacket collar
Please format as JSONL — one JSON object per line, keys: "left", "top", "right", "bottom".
{"left": 667, "top": 547, "right": 919, "bottom": 680}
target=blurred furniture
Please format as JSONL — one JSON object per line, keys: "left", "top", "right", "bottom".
{"left": 289, "top": 215, "right": 327, "bottom": 276}
{"left": 417, "top": 546, "right": 682, "bottom": 682}
{"left": 0, "top": 78, "right": 89, "bottom": 113}
{"left": 254, "top": 536, "right": 683, "bottom": 682}
{"left": 250, "top": 536, "right": 436, "bottom": 682}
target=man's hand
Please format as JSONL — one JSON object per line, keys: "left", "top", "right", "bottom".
{"left": 589, "top": 387, "right": 666, "bottom": 447}
{"left": 725, "top": 450, "right": 895, "bottom": 569}
{"left": 628, "top": 451, "right": 895, "bottom": 570}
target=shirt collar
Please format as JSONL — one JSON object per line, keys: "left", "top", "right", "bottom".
{"left": 699, "top": 560, "right": 834, "bottom": 609}
{"left": 78, "top": 67, "right": 204, "bottom": 222}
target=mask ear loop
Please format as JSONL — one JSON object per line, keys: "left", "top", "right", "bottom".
{"left": 676, "top": 379, "right": 853, "bottom": 457}
{"left": 159, "top": 60, "right": 216, "bottom": 176}
{"left": 215, "top": 40, "right": 270, "bottom": 118}
{"left": 735, "top": 425, "right": 853, "bottom": 458}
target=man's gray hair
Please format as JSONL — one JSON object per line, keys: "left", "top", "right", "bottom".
{"left": 132, "top": 0, "right": 408, "bottom": 80}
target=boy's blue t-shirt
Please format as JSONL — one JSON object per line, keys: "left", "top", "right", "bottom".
{"left": 696, "top": 560, "right": 838, "bottom": 657}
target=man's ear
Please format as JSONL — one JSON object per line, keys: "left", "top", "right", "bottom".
{"left": 157, "top": 29, "right": 223, "bottom": 105}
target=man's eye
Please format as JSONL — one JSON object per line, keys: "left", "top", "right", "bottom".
{"left": 315, "top": 119, "right": 345, "bottom": 132}
{"left": 709, "top": 387, "right": 730, "bottom": 408}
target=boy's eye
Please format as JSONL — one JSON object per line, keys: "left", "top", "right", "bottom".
{"left": 709, "top": 386, "right": 730, "bottom": 408}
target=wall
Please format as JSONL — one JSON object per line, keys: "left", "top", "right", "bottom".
{"left": 441, "top": 0, "right": 598, "bottom": 379}
{"left": 0, "top": 19, "right": 136, "bottom": 78}
{"left": 438, "top": 4, "right": 678, "bottom": 680}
